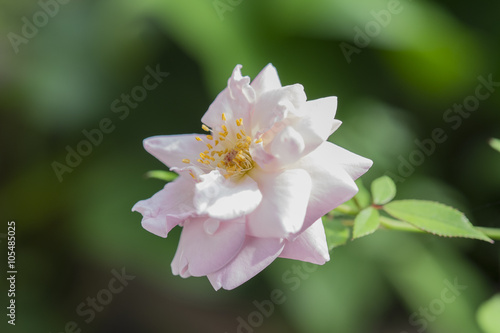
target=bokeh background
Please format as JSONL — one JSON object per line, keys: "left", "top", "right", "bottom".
{"left": 1, "top": 0, "right": 499, "bottom": 332}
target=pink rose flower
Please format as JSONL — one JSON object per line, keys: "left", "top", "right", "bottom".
{"left": 132, "top": 64, "right": 372, "bottom": 290}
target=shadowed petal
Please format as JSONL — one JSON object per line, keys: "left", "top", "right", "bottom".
{"left": 143, "top": 134, "right": 207, "bottom": 170}
{"left": 279, "top": 219, "right": 330, "bottom": 264}
{"left": 132, "top": 177, "right": 196, "bottom": 237}
{"left": 207, "top": 237, "right": 285, "bottom": 290}
{"left": 171, "top": 217, "right": 246, "bottom": 277}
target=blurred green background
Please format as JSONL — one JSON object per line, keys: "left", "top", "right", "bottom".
{"left": 1, "top": 0, "right": 499, "bottom": 332}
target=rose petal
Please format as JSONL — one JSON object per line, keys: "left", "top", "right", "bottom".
{"left": 171, "top": 246, "right": 190, "bottom": 278}
{"left": 201, "top": 65, "right": 256, "bottom": 131}
{"left": 194, "top": 170, "right": 262, "bottom": 220}
{"left": 250, "top": 63, "right": 282, "bottom": 97}
{"left": 247, "top": 169, "right": 312, "bottom": 239}
{"left": 279, "top": 219, "right": 330, "bottom": 264}
{"left": 143, "top": 134, "right": 207, "bottom": 170}
{"left": 293, "top": 97, "right": 341, "bottom": 155}
{"left": 171, "top": 217, "right": 246, "bottom": 277}
{"left": 294, "top": 141, "right": 372, "bottom": 232}
{"left": 250, "top": 84, "right": 306, "bottom": 138}
{"left": 207, "top": 237, "right": 285, "bottom": 290}
{"left": 268, "top": 125, "right": 306, "bottom": 167}
{"left": 324, "top": 142, "right": 374, "bottom": 180}
{"left": 132, "top": 177, "right": 196, "bottom": 237}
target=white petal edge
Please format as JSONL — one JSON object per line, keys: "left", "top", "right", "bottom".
{"left": 250, "top": 63, "right": 282, "bottom": 98}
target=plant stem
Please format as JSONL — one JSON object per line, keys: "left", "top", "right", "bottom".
{"left": 333, "top": 204, "right": 358, "bottom": 216}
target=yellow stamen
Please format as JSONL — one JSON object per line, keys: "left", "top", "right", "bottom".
{"left": 236, "top": 133, "right": 242, "bottom": 140}
{"left": 236, "top": 118, "right": 243, "bottom": 126}
{"left": 195, "top": 137, "right": 203, "bottom": 142}
{"left": 202, "top": 124, "right": 210, "bottom": 132}
{"left": 215, "top": 140, "right": 219, "bottom": 146}
{"left": 246, "top": 136, "right": 252, "bottom": 143}
{"left": 255, "top": 138, "right": 263, "bottom": 144}
{"left": 206, "top": 135, "right": 213, "bottom": 140}
{"left": 221, "top": 124, "right": 228, "bottom": 132}
{"left": 240, "top": 129, "right": 246, "bottom": 136}
{"left": 207, "top": 143, "right": 213, "bottom": 150}
{"left": 182, "top": 159, "right": 190, "bottom": 164}
{"left": 222, "top": 113, "right": 227, "bottom": 121}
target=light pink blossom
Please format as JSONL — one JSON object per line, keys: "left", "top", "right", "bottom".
{"left": 132, "top": 64, "right": 372, "bottom": 290}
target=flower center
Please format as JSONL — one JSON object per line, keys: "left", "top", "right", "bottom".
{"left": 181, "top": 113, "right": 262, "bottom": 180}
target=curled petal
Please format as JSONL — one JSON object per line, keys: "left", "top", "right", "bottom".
{"left": 171, "top": 217, "right": 246, "bottom": 277}
{"left": 247, "top": 169, "right": 312, "bottom": 239}
{"left": 250, "top": 63, "right": 282, "bottom": 98}
{"left": 132, "top": 177, "right": 196, "bottom": 238}
{"left": 194, "top": 170, "right": 262, "bottom": 220}
{"left": 201, "top": 65, "right": 256, "bottom": 131}
{"left": 251, "top": 84, "right": 306, "bottom": 138}
{"left": 293, "top": 97, "right": 341, "bottom": 155}
{"left": 279, "top": 219, "right": 330, "bottom": 264}
{"left": 143, "top": 134, "right": 207, "bottom": 170}
{"left": 207, "top": 237, "right": 285, "bottom": 290}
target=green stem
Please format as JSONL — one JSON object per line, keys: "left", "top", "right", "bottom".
{"left": 476, "top": 227, "right": 500, "bottom": 241}
{"left": 333, "top": 204, "right": 358, "bottom": 216}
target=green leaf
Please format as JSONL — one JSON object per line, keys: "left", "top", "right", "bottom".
{"left": 322, "top": 216, "right": 350, "bottom": 251}
{"left": 353, "top": 207, "right": 380, "bottom": 239}
{"left": 489, "top": 138, "right": 500, "bottom": 153}
{"left": 371, "top": 176, "right": 397, "bottom": 205}
{"left": 477, "top": 294, "right": 500, "bottom": 333}
{"left": 144, "top": 170, "right": 178, "bottom": 182}
{"left": 383, "top": 200, "right": 492, "bottom": 242}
